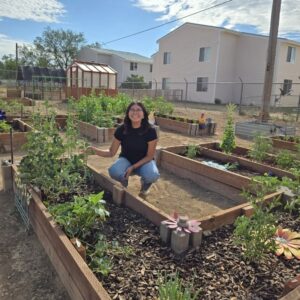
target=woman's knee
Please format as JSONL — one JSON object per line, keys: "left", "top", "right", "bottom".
{"left": 108, "top": 158, "right": 131, "bottom": 181}
{"left": 141, "top": 162, "right": 160, "bottom": 183}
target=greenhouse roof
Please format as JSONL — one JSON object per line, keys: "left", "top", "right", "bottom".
{"left": 69, "top": 61, "right": 117, "bottom": 74}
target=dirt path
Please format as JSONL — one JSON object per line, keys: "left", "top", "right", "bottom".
{"left": 0, "top": 153, "right": 69, "bottom": 300}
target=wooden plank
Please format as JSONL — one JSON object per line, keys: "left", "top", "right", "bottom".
{"left": 29, "top": 189, "right": 111, "bottom": 300}
{"left": 161, "top": 150, "right": 251, "bottom": 189}
{"left": 161, "top": 160, "right": 245, "bottom": 203}
{"left": 88, "top": 165, "right": 115, "bottom": 193}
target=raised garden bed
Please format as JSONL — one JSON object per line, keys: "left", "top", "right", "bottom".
{"left": 194, "top": 142, "right": 295, "bottom": 179}
{"left": 271, "top": 136, "right": 300, "bottom": 151}
{"left": 11, "top": 164, "right": 300, "bottom": 299}
{"left": 0, "top": 119, "right": 32, "bottom": 152}
{"left": 154, "top": 115, "right": 216, "bottom": 136}
{"left": 78, "top": 120, "right": 116, "bottom": 143}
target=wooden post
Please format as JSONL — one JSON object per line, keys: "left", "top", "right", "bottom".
{"left": 260, "top": 0, "right": 282, "bottom": 122}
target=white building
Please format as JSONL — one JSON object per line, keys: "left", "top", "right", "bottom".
{"left": 152, "top": 23, "right": 300, "bottom": 105}
{"left": 78, "top": 47, "right": 153, "bottom": 87}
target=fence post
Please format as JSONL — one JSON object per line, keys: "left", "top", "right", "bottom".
{"left": 238, "top": 77, "right": 244, "bottom": 115}
{"left": 297, "top": 95, "right": 300, "bottom": 122}
{"left": 154, "top": 79, "right": 157, "bottom": 98}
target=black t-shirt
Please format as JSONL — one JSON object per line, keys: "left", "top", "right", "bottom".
{"left": 114, "top": 124, "right": 157, "bottom": 164}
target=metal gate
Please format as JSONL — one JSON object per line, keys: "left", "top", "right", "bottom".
{"left": 13, "top": 176, "right": 31, "bottom": 230}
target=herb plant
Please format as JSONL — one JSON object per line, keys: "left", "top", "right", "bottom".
{"left": 158, "top": 273, "right": 201, "bottom": 300}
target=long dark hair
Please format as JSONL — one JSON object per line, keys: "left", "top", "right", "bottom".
{"left": 123, "top": 102, "right": 150, "bottom": 134}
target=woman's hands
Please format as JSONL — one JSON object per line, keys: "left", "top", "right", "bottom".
{"left": 124, "top": 165, "right": 135, "bottom": 179}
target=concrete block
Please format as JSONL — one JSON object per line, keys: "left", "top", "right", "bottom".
{"left": 160, "top": 221, "right": 171, "bottom": 244}
{"left": 171, "top": 230, "right": 189, "bottom": 255}
{"left": 190, "top": 227, "right": 203, "bottom": 248}
{"left": 112, "top": 185, "right": 125, "bottom": 206}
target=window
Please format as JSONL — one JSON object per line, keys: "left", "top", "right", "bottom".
{"left": 286, "top": 46, "right": 296, "bottom": 63}
{"left": 199, "top": 47, "right": 211, "bottom": 62}
{"left": 163, "top": 52, "right": 171, "bottom": 64}
{"left": 150, "top": 64, "right": 153, "bottom": 72}
{"left": 282, "top": 79, "right": 292, "bottom": 95}
{"left": 130, "top": 62, "right": 137, "bottom": 71}
{"left": 162, "top": 78, "right": 170, "bottom": 90}
{"left": 196, "top": 77, "right": 208, "bottom": 92}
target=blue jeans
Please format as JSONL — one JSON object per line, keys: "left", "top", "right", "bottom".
{"left": 108, "top": 157, "right": 160, "bottom": 186}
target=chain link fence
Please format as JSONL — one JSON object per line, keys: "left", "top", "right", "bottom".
{"left": 1, "top": 68, "right": 300, "bottom": 119}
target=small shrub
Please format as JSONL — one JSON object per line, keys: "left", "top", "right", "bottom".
{"left": 0, "top": 121, "right": 10, "bottom": 133}
{"left": 220, "top": 103, "right": 236, "bottom": 153}
{"left": 248, "top": 134, "right": 272, "bottom": 162}
{"left": 214, "top": 98, "right": 222, "bottom": 105}
{"left": 275, "top": 150, "right": 295, "bottom": 169}
{"left": 186, "top": 144, "right": 198, "bottom": 159}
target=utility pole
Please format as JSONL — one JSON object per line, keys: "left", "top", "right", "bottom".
{"left": 260, "top": 0, "right": 281, "bottom": 122}
{"left": 15, "top": 43, "right": 19, "bottom": 67}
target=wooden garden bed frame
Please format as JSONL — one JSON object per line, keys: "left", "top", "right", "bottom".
{"left": 270, "top": 136, "right": 299, "bottom": 151}
{"left": 0, "top": 119, "right": 32, "bottom": 152}
{"left": 154, "top": 116, "right": 216, "bottom": 136}
{"left": 11, "top": 160, "right": 297, "bottom": 300}
{"left": 195, "top": 142, "right": 295, "bottom": 179}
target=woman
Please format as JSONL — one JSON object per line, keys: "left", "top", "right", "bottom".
{"left": 86, "top": 102, "right": 160, "bottom": 196}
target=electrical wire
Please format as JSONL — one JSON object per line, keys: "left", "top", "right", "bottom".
{"left": 102, "top": 0, "right": 233, "bottom": 45}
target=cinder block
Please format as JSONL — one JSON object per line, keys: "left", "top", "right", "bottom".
{"left": 171, "top": 230, "right": 189, "bottom": 255}
{"left": 112, "top": 185, "right": 125, "bottom": 206}
{"left": 160, "top": 221, "right": 171, "bottom": 244}
{"left": 190, "top": 227, "right": 203, "bottom": 248}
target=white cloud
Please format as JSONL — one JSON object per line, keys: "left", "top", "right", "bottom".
{"left": 0, "top": 33, "right": 30, "bottom": 58}
{"left": 0, "top": 0, "right": 65, "bottom": 23}
{"left": 132, "top": 0, "right": 300, "bottom": 39}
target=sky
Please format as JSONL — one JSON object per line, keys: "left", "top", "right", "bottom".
{"left": 1, "top": 0, "right": 300, "bottom": 59}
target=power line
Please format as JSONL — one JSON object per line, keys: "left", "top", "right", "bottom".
{"left": 102, "top": 0, "right": 233, "bottom": 46}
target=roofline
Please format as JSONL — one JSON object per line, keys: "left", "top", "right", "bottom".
{"left": 156, "top": 22, "right": 300, "bottom": 47}
{"left": 85, "top": 47, "right": 153, "bottom": 63}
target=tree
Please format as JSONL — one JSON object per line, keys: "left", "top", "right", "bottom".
{"left": 18, "top": 45, "right": 51, "bottom": 68}
{"left": 34, "top": 27, "right": 86, "bottom": 70}
{"left": 0, "top": 55, "right": 17, "bottom": 80}
{"left": 120, "top": 74, "right": 150, "bottom": 89}
{"left": 86, "top": 42, "right": 102, "bottom": 49}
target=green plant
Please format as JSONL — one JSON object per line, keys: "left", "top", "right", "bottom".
{"left": 158, "top": 273, "right": 201, "bottom": 300}
{"left": 224, "top": 162, "right": 239, "bottom": 171}
{"left": 233, "top": 177, "right": 279, "bottom": 262}
{"left": 248, "top": 134, "right": 272, "bottom": 162}
{"left": 0, "top": 121, "right": 10, "bottom": 133}
{"left": 220, "top": 103, "right": 236, "bottom": 153}
{"left": 275, "top": 150, "right": 295, "bottom": 169}
{"left": 186, "top": 145, "right": 198, "bottom": 159}
{"left": 88, "top": 235, "right": 133, "bottom": 277}
{"left": 49, "top": 192, "right": 109, "bottom": 239}
{"left": 19, "top": 112, "right": 89, "bottom": 202}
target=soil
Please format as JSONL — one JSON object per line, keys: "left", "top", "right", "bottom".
{"left": 0, "top": 152, "right": 69, "bottom": 300}
{"left": 1, "top": 100, "right": 299, "bottom": 299}
{"left": 89, "top": 195, "right": 300, "bottom": 300}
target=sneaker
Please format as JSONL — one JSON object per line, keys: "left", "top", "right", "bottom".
{"left": 140, "top": 180, "right": 152, "bottom": 196}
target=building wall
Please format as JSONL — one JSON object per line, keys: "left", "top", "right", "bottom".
{"left": 78, "top": 48, "right": 153, "bottom": 88}
{"left": 215, "top": 32, "right": 239, "bottom": 104}
{"left": 152, "top": 24, "right": 220, "bottom": 103}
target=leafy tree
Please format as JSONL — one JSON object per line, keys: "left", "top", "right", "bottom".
{"left": 86, "top": 42, "right": 102, "bottom": 49}
{"left": 18, "top": 44, "right": 51, "bottom": 68}
{"left": 121, "top": 74, "right": 150, "bottom": 89}
{"left": 34, "top": 27, "right": 86, "bottom": 69}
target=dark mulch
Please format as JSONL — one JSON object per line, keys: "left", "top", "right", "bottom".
{"left": 85, "top": 193, "right": 300, "bottom": 300}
